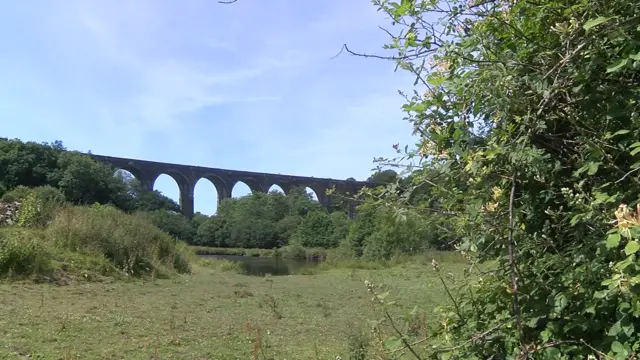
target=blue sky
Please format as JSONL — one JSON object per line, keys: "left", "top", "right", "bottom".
{"left": 1, "top": 0, "right": 418, "bottom": 215}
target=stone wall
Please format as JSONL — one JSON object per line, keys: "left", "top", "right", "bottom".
{"left": 0, "top": 201, "right": 21, "bottom": 226}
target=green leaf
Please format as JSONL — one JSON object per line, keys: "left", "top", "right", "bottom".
{"left": 612, "top": 129, "right": 631, "bottom": 136}
{"left": 607, "top": 58, "right": 629, "bottom": 73}
{"left": 545, "top": 347, "right": 561, "bottom": 358}
{"left": 594, "top": 191, "right": 610, "bottom": 204}
{"left": 624, "top": 240, "right": 640, "bottom": 255}
{"left": 383, "top": 336, "right": 403, "bottom": 350}
{"left": 631, "top": 147, "right": 640, "bottom": 156}
{"left": 587, "top": 162, "right": 601, "bottom": 175}
{"left": 611, "top": 341, "right": 628, "bottom": 357}
{"left": 583, "top": 16, "right": 613, "bottom": 30}
{"left": 609, "top": 321, "right": 622, "bottom": 336}
{"left": 606, "top": 233, "right": 621, "bottom": 249}
{"left": 630, "top": 52, "right": 640, "bottom": 61}
{"left": 376, "top": 291, "right": 390, "bottom": 300}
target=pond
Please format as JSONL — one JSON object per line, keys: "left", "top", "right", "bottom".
{"left": 201, "top": 255, "right": 320, "bottom": 276}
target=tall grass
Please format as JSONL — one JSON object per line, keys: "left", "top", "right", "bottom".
{"left": 46, "top": 204, "right": 191, "bottom": 277}
{"left": 0, "top": 201, "right": 192, "bottom": 281}
{"left": 0, "top": 228, "right": 51, "bottom": 277}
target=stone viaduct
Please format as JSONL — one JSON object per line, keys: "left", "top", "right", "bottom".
{"left": 89, "top": 154, "right": 383, "bottom": 219}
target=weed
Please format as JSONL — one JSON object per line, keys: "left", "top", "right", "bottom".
{"left": 316, "top": 301, "right": 332, "bottom": 318}
{"left": 233, "top": 289, "right": 254, "bottom": 298}
{"left": 244, "top": 321, "right": 275, "bottom": 360}
{"left": 345, "top": 325, "right": 370, "bottom": 360}
{"left": 261, "top": 294, "right": 283, "bottom": 319}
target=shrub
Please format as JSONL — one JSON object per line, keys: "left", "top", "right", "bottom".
{"left": 197, "top": 258, "right": 245, "bottom": 274}
{"left": 46, "top": 204, "right": 191, "bottom": 276}
{"left": 291, "top": 210, "right": 341, "bottom": 248}
{"left": 195, "top": 216, "right": 232, "bottom": 247}
{"left": 279, "top": 244, "right": 307, "bottom": 259}
{"left": 0, "top": 228, "right": 52, "bottom": 277}
{"left": 0, "top": 185, "right": 32, "bottom": 202}
{"left": 2, "top": 186, "right": 66, "bottom": 228}
{"left": 137, "top": 209, "right": 196, "bottom": 242}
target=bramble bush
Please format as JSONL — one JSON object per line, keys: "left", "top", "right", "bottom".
{"left": 346, "top": 0, "right": 640, "bottom": 358}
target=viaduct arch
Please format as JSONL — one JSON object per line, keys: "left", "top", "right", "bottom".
{"left": 90, "top": 154, "right": 382, "bottom": 219}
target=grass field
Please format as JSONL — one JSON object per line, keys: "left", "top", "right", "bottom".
{"left": 0, "top": 254, "right": 466, "bottom": 359}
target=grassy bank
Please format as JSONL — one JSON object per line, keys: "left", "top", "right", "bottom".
{"left": 0, "top": 255, "right": 467, "bottom": 359}
{"left": 191, "top": 245, "right": 329, "bottom": 260}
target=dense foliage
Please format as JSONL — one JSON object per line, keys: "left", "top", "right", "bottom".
{"left": 353, "top": 0, "right": 640, "bottom": 358}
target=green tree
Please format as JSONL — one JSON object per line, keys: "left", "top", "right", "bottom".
{"left": 343, "top": 203, "right": 378, "bottom": 256}
{"left": 356, "top": 0, "right": 640, "bottom": 357}
{"left": 195, "top": 187, "right": 343, "bottom": 249}
{"left": 286, "top": 186, "right": 323, "bottom": 216}
{"left": 138, "top": 210, "right": 196, "bottom": 243}
{"left": 195, "top": 216, "right": 232, "bottom": 247}
{"left": 51, "top": 151, "right": 129, "bottom": 207}
{"left": 230, "top": 217, "right": 279, "bottom": 248}
{"left": 0, "top": 138, "right": 64, "bottom": 191}
{"left": 189, "top": 212, "right": 210, "bottom": 231}
{"left": 275, "top": 214, "right": 303, "bottom": 245}
{"left": 291, "top": 210, "right": 341, "bottom": 248}
{"left": 115, "top": 170, "right": 182, "bottom": 213}
{"left": 366, "top": 169, "right": 398, "bottom": 184}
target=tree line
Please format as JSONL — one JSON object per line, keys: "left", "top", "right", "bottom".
{"left": 0, "top": 137, "right": 450, "bottom": 258}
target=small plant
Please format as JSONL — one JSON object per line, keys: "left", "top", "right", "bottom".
{"left": 260, "top": 294, "right": 282, "bottom": 319}
{"left": 345, "top": 325, "right": 369, "bottom": 360}
{"left": 233, "top": 289, "right": 254, "bottom": 298}
{"left": 244, "top": 321, "right": 275, "bottom": 360}
{"left": 316, "top": 301, "right": 332, "bottom": 318}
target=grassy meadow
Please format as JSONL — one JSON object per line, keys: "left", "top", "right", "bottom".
{"left": 0, "top": 253, "right": 466, "bottom": 359}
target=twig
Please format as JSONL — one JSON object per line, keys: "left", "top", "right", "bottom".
{"left": 382, "top": 308, "right": 424, "bottom": 359}
{"left": 615, "top": 166, "right": 640, "bottom": 184}
{"left": 579, "top": 339, "right": 615, "bottom": 360}
{"left": 436, "top": 273, "right": 464, "bottom": 322}
{"left": 388, "top": 337, "right": 429, "bottom": 355}
{"left": 435, "top": 319, "right": 513, "bottom": 353}
{"left": 507, "top": 171, "right": 522, "bottom": 340}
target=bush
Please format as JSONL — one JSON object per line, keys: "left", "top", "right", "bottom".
{"left": 137, "top": 209, "right": 196, "bottom": 243}
{"left": 2, "top": 186, "right": 66, "bottom": 228}
{"left": 46, "top": 204, "right": 191, "bottom": 276}
{"left": 0, "top": 228, "right": 52, "bottom": 277}
{"left": 291, "top": 210, "right": 341, "bottom": 248}
{"left": 279, "top": 244, "right": 307, "bottom": 259}
{"left": 1, "top": 185, "right": 32, "bottom": 202}
{"left": 343, "top": 204, "right": 442, "bottom": 260}
{"left": 197, "top": 257, "right": 245, "bottom": 274}
{"left": 230, "top": 218, "right": 280, "bottom": 249}
{"left": 195, "top": 216, "right": 232, "bottom": 247}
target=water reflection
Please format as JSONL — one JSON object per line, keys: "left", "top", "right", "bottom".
{"left": 201, "top": 255, "right": 319, "bottom": 276}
